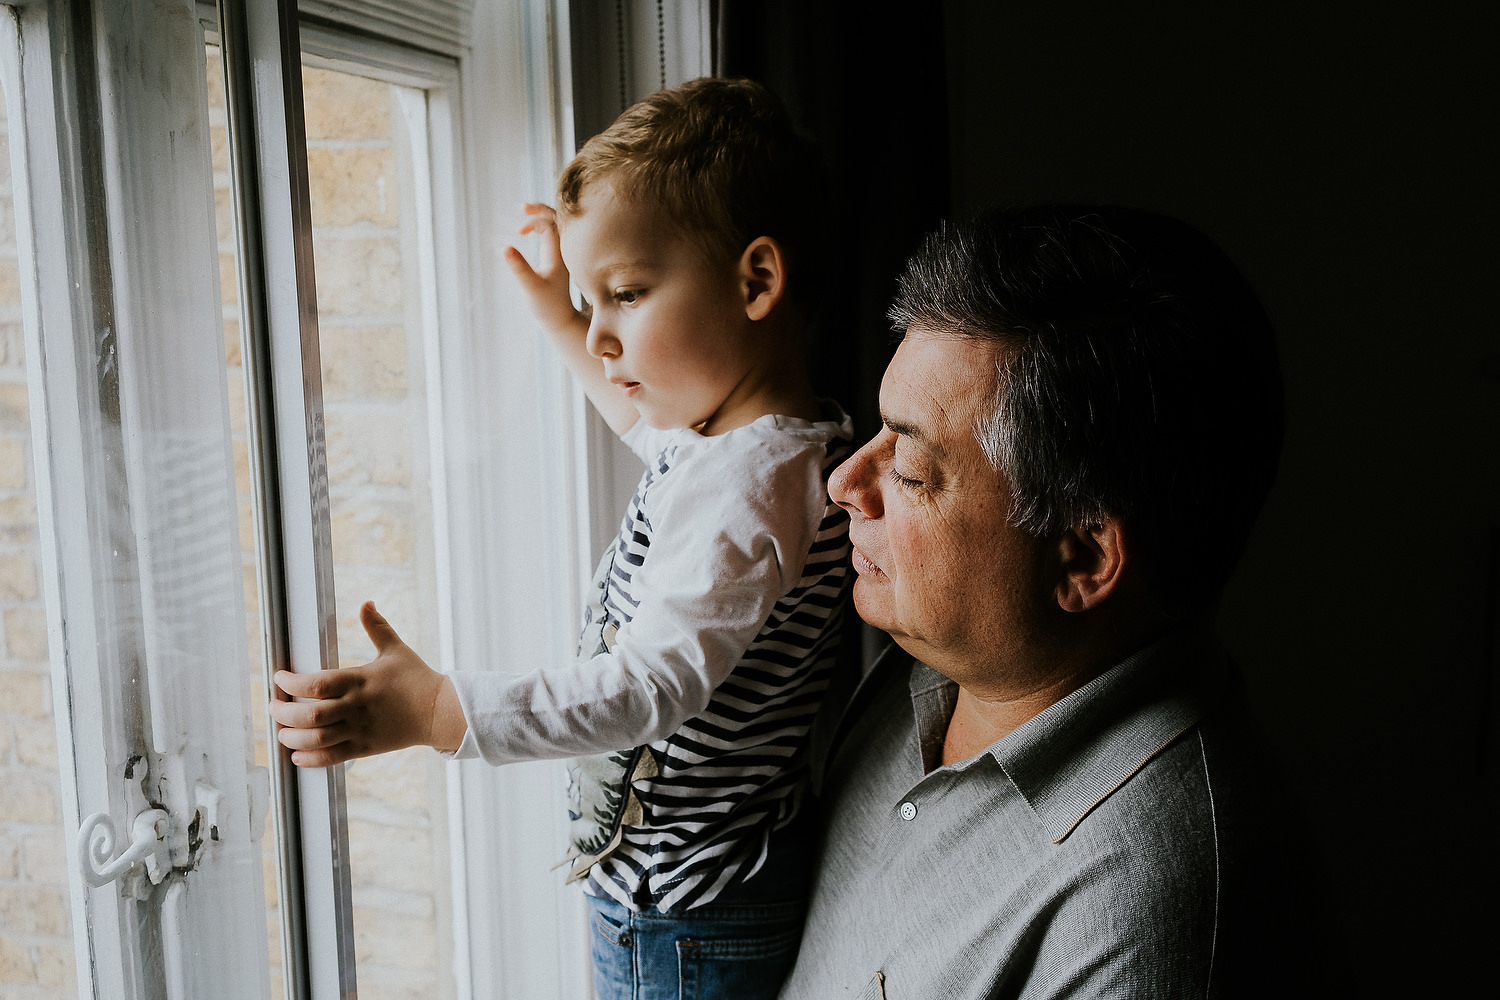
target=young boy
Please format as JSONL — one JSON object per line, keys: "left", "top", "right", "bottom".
{"left": 272, "top": 78, "right": 851, "bottom": 998}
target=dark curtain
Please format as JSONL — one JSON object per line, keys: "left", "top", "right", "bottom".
{"left": 711, "top": 1, "right": 952, "bottom": 442}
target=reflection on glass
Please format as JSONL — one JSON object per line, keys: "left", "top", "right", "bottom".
{"left": 0, "top": 74, "right": 81, "bottom": 1000}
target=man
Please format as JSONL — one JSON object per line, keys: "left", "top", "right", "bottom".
{"left": 779, "top": 206, "right": 1337, "bottom": 998}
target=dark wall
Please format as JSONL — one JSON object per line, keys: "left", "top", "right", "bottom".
{"left": 942, "top": 0, "right": 1498, "bottom": 993}
{"left": 714, "top": 1, "right": 950, "bottom": 441}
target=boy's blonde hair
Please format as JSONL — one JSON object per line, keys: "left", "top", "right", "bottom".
{"left": 558, "top": 78, "right": 825, "bottom": 292}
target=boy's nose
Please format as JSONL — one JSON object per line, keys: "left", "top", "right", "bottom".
{"left": 585, "top": 317, "right": 620, "bottom": 359}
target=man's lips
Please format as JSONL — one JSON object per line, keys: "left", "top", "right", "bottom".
{"left": 851, "top": 545, "right": 883, "bottom": 577}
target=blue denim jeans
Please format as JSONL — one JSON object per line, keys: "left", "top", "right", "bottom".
{"left": 586, "top": 889, "right": 805, "bottom": 1000}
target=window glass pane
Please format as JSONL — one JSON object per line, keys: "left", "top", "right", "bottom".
{"left": 206, "top": 45, "right": 289, "bottom": 1000}
{"left": 0, "top": 82, "right": 80, "bottom": 1000}
{"left": 211, "top": 45, "right": 456, "bottom": 998}
{"left": 303, "top": 63, "right": 455, "bottom": 1000}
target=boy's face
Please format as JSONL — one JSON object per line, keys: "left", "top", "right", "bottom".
{"left": 559, "top": 184, "right": 766, "bottom": 434}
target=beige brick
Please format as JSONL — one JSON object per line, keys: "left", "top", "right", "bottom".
{"left": 344, "top": 750, "right": 435, "bottom": 822}
{"left": 0, "top": 196, "right": 14, "bottom": 249}
{"left": 329, "top": 500, "right": 416, "bottom": 569}
{"left": 347, "top": 819, "right": 434, "bottom": 895}
{"left": 216, "top": 189, "right": 236, "bottom": 261}
{"left": 324, "top": 413, "right": 411, "bottom": 487}
{"left": 0, "top": 935, "right": 35, "bottom": 985}
{"left": 210, "top": 123, "right": 228, "bottom": 175}
{"left": 225, "top": 366, "right": 246, "bottom": 435}
{"left": 0, "top": 257, "right": 20, "bottom": 309}
{"left": 219, "top": 251, "right": 237, "bottom": 307}
{"left": 0, "top": 672, "right": 46, "bottom": 717}
{"left": 34, "top": 941, "right": 76, "bottom": 990}
{"left": 310, "top": 239, "right": 403, "bottom": 318}
{"left": 349, "top": 968, "right": 436, "bottom": 1000}
{"left": 0, "top": 770, "right": 55, "bottom": 823}
{"left": 260, "top": 838, "right": 279, "bottom": 903}
{"left": 13, "top": 716, "right": 56, "bottom": 768}
{"left": 5, "top": 608, "right": 48, "bottom": 662}
{"left": 223, "top": 316, "right": 241, "bottom": 367}
{"left": 0, "top": 493, "right": 38, "bottom": 543}
{"left": 205, "top": 49, "right": 224, "bottom": 111}
{"left": 0, "top": 828, "right": 17, "bottom": 879}
{"left": 0, "top": 320, "right": 25, "bottom": 369}
{"left": 351, "top": 898, "right": 436, "bottom": 972}
{"left": 0, "top": 383, "right": 29, "bottom": 425}
{"left": 301, "top": 68, "right": 391, "bottom": 141}
{"left": 235, "top": 458, "right": 255, "bottom": 552}
{"left": 21, "top": 830, "right": 67, "bottom": 885}
{"left": 0, "top": 435, "right": 26, "bottom": 489}
{"left": 308, "top": 148, "right": 399, "bottom": 228}
{"left": 0, "top": 551, "right": 39, "bottom": 601}
{"left": 319, "top": 326, "right": 407, "bottom": 401}
{"left": 0, "top": 884, "right": 69, "bottom": 936}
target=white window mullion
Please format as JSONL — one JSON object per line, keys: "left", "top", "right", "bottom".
{"left": 214, "top": 1, "right": 357, "bottom": 998}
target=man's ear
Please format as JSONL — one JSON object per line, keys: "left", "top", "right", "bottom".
{"left": 739, "top": 236, "right": 787, "bottom": 321}
{"left": 1054, "top": 516, "right": 1127, "bottom": 613}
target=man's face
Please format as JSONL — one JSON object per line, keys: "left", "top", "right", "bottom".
{"left": 829, "top": 327, "right": 1056, "bottom": 693}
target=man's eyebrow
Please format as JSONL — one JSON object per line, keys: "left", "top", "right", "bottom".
{"left": 880, "top": 412, "right": 929, "bottom": 445}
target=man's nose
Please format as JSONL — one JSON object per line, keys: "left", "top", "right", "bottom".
{"left": 829, "top": 436, "right": 883, "bottom": 519}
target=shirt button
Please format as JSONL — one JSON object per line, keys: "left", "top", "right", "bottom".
{"left": 899, "top": 801, "right": 918, "bottom": 821}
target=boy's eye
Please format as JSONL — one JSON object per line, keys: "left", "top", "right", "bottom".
{"left": 614, "top": 288, "right": 643, "bottom": 304}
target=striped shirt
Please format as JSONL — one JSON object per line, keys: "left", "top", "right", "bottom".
{"left": 568, "top": 407, "right": 853, "bottom": 912}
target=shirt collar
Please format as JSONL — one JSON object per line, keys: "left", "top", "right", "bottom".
{"left": 911, "top": 626, "right": 1229, "bottom": 844}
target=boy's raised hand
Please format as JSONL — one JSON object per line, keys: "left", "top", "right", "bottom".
{"left": 503, "top": 203, "right": 587, "bottom": 337}
{"left": 271, "top": 602, "right": 466, "bottom": 767}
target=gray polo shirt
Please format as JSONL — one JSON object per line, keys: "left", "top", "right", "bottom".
{"left": 780, "top": 632, "right": 1336, "bottom": 999}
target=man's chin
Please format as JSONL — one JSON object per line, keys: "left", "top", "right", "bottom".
{"left": 850, "top": 583, "right": 891, "bottom": 633}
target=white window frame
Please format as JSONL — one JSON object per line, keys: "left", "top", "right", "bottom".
{"left": 5, "top": 0, "right": 713, "bottom": 996}
{"left": 4, "top": 1, "right": 274, "bottom": 997}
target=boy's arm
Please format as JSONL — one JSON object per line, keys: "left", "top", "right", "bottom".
{"left": 503, "top": 203, "right": 639, "bottom": 436}
{"left": 270, "top": 602, "right": 467, "bottom": 767}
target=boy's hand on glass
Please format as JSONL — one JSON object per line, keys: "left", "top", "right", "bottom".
{"left": 270, "top": 601, "right": 466, "bottom": 767}
{"left": 504, "top": 202, "right": 586, "bottom": 337}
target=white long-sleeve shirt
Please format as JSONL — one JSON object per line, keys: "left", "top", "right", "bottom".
{"left": 451, "top": 404, "right": 853, "bottom": 911}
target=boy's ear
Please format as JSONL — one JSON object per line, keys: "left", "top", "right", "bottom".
{"left": 738, "top": 236, "right": 787, "bottom": 321}
{"left": 1053, "top": 516, "right": 1128, "bottom": 613}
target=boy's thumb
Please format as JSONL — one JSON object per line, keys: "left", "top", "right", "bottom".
{"left": 360, "top": 601, "right": 402, "bottom": 649}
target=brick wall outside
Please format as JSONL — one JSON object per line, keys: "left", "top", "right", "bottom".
{"left": 0, "top": 88, "right": 79, "bottom": 1000}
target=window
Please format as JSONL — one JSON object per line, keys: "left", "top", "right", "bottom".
{"left": 0, "top": 1, "right": 708, "bottom": 996}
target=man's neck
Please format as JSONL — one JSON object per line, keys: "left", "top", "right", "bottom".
{"left": 938, "top": 613, "right": 1178, "bottom": 766}
{"left": 940, "top": 666, "right": 1104, "bottom": 766}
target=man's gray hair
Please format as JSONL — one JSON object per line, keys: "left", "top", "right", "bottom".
{"left": 888, "top": 206, "right": 1283, "bottom": 614}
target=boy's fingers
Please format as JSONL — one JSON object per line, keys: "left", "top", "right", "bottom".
{"left": 286, "top": 744, "right": 354, "bottom": 769}
{"left": 273, "top": 667, "right": 354, "bottom": 701}
{"left": 268, "top": 694, "right": 340, "bottom": 730}
{"left": 276, "top": 720, "right": 350, "bottom": 752}
{"left": 502, "top": 245, "right": 540, "bottom": 282}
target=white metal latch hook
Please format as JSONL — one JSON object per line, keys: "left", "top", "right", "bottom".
{"left": 77, "top": 808, "right": 171, "bottom": 888}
